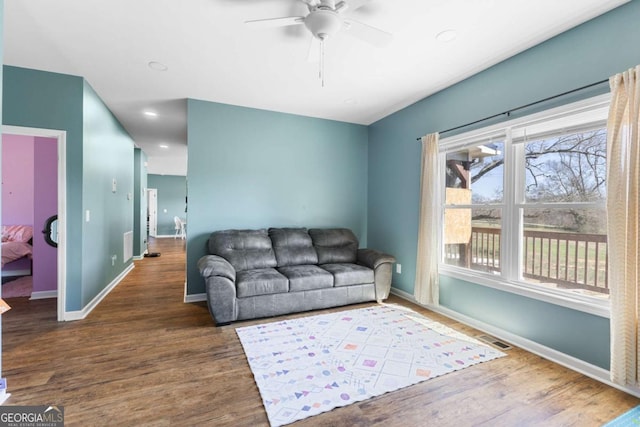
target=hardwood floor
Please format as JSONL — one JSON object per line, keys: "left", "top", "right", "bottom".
{"left": 1, "top": 237, "right": 638, "bottom": 426}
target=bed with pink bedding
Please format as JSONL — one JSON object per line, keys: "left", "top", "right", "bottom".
{"left": 1, "top": 225, "right": 33, "bottom": 269}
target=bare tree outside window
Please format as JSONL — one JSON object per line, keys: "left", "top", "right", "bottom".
{"left": 524, "top": 129, "right": 607, "bottom": 203}
{"left": 443, "top": 127, "right": 609, "bottom": 297}
{"left": 523, "top": 129, "right": 607, "bottom": 234}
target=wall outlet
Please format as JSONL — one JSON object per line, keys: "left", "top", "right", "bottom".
{"left": 111, "top": 255, "right": 117, "bottom": 266}
{"left": 396, "top": 263, "right": 402, "bottom": 274}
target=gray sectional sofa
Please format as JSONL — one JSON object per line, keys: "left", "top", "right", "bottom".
{"left": 198, "top": 227, "right": 396, "bottom": 325}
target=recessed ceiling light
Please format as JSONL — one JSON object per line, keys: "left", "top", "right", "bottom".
{"left": 148, "top": 61, "right": 168, "bottom": 71}
{"left": 143, "top": 110, "right": 158, "bottom": 118}
{"left": 159, "top": 144, "right": 169, "bottom": 149}
{"left": 436, "top": 29, "right": 457, "bottom": 43}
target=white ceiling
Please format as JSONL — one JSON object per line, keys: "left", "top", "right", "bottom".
{"left": 3, "top": 0, "right": 629, "bottom": 176}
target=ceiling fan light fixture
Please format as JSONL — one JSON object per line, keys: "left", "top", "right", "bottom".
{"left": 305, "top": 9, "right": 343, "bottom": 40}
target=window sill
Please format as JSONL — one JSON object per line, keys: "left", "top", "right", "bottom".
{"left": 439, "top": 264, "right": 610, "bottom": 319}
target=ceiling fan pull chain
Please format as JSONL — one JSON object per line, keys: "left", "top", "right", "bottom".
{"left": 318, "top": 38, "right": 322, "bottom": 80}
{"left": 320, "top": 37, "right": 325, "bottom": 87}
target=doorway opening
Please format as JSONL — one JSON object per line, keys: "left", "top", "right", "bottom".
{"left": 146, "top": 188, "right": 158, "bottom": 238}
{"left": 2, "top": 126, "right": 67, "bottom": 321}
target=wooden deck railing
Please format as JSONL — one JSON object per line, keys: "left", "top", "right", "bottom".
{"left": 444, "top": 227, "right": 609, "bottom": 294}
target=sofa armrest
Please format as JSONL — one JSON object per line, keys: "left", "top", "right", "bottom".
{"left": 358, "top": 249, "right": 396, "bottom": 303}
{"left": 357, "top": 249, "right": 396, "bottom": 270}
{"left": 198, "top": 255, "right": 236, "bottom": 282}
{"left": 198, "top": 255, "right": 237, "bottom": 325}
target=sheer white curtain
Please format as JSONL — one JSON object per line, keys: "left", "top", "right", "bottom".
{"left": 608, "top": 65, "right": 640, "bottom": 386}
{"left": 414, "top": 133, "right": 441, "bottom": 306}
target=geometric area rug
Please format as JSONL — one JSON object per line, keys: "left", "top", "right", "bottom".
{"left": 603, "top": 405, "right": 640, "bottom": 427}
{"left": 236, "top": 304, "right": 506, "bottom": 427}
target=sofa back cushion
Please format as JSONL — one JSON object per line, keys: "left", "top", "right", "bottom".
{"left": 269, "top": 228, "right": 318, "bottom": 267}
{"left": 208, "top": 229, "right": 277, "bottom": 272}
{"left": 309, "top": 228, "right": 358, "bottom": 264}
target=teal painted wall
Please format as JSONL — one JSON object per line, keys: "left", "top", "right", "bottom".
{"left": 186, "top": 99, "right": 368, "bottom": 295}
{"left": 147, "top": 174, "right": 186, "bottom": 236}
{"left": 367, "top": 1, "right": 640, "bottom": 369}
{"left": 82, "top": 81, "right": 135, "bottom": 307}
{"left": 439, "top": 276, "right": 610, "bottom": 367}
{"left": 3, "top": 66, "right": 85, "bottom": 310}
{"left": 2, "top": 67, "right": 134, "bottom": 311}
{"left": 133, "top": 148, "right": 148, "bottom": 257}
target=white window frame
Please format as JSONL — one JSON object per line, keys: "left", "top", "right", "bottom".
{"left": 438, "top": 94, "right": 611, "bottom": 318}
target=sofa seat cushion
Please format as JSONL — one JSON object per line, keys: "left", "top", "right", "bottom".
{"left": 278, "top": 265, "right": 334, "bottom": 292}
{"left": 236, "top": 268, "right": 288, "bottom": 298}
{"left": 320, "top": 263, "right": 374, "bottom": 287}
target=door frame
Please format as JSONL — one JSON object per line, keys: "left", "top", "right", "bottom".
{"left": 2, "top": 125, "right": 67, "bottom": 321}
{"left": 147, "top": 188, "right": 158, "bottom": 238}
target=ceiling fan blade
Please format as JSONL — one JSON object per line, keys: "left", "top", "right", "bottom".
{"left": 301, "top": 0, "right": 320, "bottom": 8}
{"left": 343, "top": 18, "right": 392, "bottom": 47}
{"left": 307, "top": 36, "right": 321, "bottom": 62}
{"left": 335, "top": 1, "right": 348, "bottom": 13}
{"left": 245, "top": 16, "right": 305, "bottom": 29}
{"left": 345, "top": 0, "right": 372, "bottom": 13}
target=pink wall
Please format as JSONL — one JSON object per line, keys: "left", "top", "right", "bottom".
{"left": 2, "top": 134, "right": 58, "bottom": 293}
{"left": 33, "top": 137, "right": 58, "bottom": 293}
{"left": 2, "top": 134, "right": 34, "bottom": 225}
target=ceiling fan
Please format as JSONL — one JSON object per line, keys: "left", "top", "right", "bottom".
{"left": 245, "top": 0, "right": 392, "bottom": 46}
{"left": 245, "top": 0, "right": 392, "bottom": 84}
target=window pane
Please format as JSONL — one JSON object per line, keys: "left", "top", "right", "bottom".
{"left": 524, "top": 129, "right": 606, "bottom": 203}
{"left": 521, "top": 207, "right": 608, "bottom": 298}
{"left": 445, "top": 142, "right": 504, "bottom": 203}
{"left": 444, "top": 207, "right": 502, "bottom": 274}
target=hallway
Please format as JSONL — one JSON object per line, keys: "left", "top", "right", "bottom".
{"left": 1, "top": 238, "right": 229, "bottom": 425}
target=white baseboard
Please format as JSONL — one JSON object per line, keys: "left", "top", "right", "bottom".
{"left": 390, "top": 287, "right": 640, "bottom": 399}
{"left": 63, "top": 263, "right": 135, "bottom": 321}
{"left": 134, "top": 249, "right": 150, "bottom": 260}
{"left": 184, "top": 292, "right": 206, "bottom": 303}
{"left": 30, "top": 290, "right": 57, "bottom": 300}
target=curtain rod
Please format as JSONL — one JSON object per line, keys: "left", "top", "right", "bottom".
{"left": 416, "top": 78, "right": 609, "bottom": 141}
